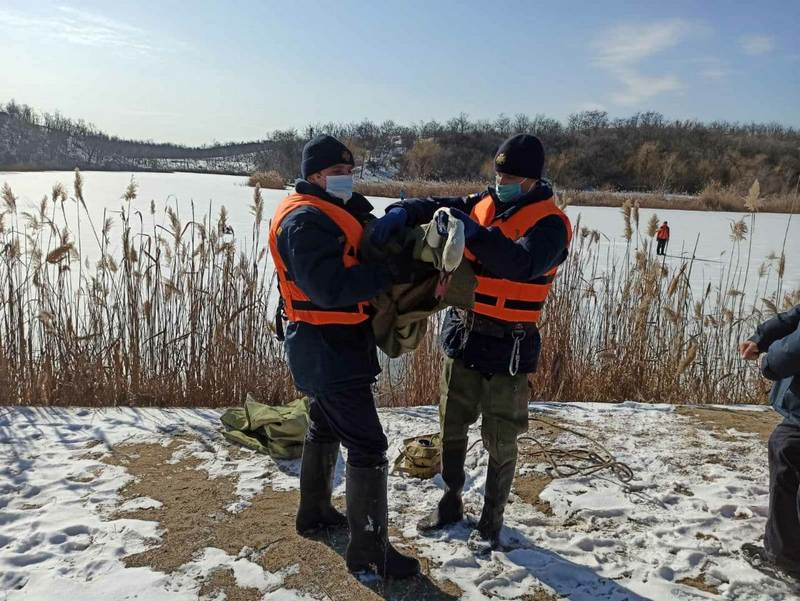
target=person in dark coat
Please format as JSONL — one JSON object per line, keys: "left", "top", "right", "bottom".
{"left": 268, "top": 135, "right": 419, "bottom": 578}
{"left": 740, "top": 304, "right": 800, "bottom": 582}
{"left": 371, "top": 134, "right": 571, "bottom": 547}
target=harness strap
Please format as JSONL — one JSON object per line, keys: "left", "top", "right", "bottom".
{"left": 275, "top": 297, "right": 286, "bottom": 342}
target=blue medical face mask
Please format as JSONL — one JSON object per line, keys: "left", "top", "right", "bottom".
{"left": 495, "top": 177, "right": 527, "bottom": 203}
{"left": 325, "top": 174, "right": 353, "bottom": 202}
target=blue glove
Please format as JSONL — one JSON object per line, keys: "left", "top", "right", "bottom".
{"left": 449, "top": 209, "right": 481, "bottom": 241}
{"left": 370, "top": 208, "right": 407, "bottom": 246}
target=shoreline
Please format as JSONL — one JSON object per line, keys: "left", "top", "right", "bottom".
{"left": 2, "top": 168, "right": 798, "bottom": 214}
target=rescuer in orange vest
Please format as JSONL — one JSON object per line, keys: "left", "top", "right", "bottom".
{"left": 371, "top": 134, "right": 572, "bottom": 547}
{"left": 268, "top": 135, "right": 419, "bottom": 578}
{"left": 656, "top": 221, "right": 670, "bottom": 256}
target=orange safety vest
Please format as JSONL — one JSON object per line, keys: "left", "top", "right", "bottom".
{"left": 268, "top": 193, "right": 370, "bottom": 326}
{"left": 657, "top": 225, "right": 670, "bottom": 240}
{"left": 464, "top": 194, "right": 572, "bottom": 324}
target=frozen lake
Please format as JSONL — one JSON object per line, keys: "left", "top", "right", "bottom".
{"left": 2, "top": 170, "right": 798, "bottom": 303}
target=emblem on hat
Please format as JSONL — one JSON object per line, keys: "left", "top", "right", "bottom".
{"left": 496, "top": 153, "right": 507, "bottom": 165}
{"left": 342, "top": 150, "right": 352, "bottom": 162}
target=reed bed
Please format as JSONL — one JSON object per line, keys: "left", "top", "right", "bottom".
{"left": 0, "top": 172, "right": 795, "bottom": 407}
{"left": 565, "top": 184, "right": 798, "bottom": 214}
{"left": 247, "top": 170, "right": 287, "bottom": 190}
{"left": 290, "top": 176, "right": 800, "bottom": 214}
{"left": 355, "top": 179, "right": 485, "bottom": 199}
{"left": 0, "top": 172, "right": 294, "bottom": 406}
{"left": 532, "top": 192, "right": 798, "bottom": 405}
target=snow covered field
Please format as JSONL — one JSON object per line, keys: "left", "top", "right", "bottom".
{"left": 0, "top": 403, "right": 796, "bottom": 600}
{"left": 1, "top": 171, "right": 797, "bottom": 300}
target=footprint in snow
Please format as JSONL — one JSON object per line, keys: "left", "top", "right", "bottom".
{"left": 5, "top": 551, "right": 54, "bottom": 567}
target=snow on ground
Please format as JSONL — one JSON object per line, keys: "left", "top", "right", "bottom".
{"left": 387, "top": 403, "right": 789, "bottom": 600}
{"left": 0, "top": 408, "right": 315, "bottom": 601}
{"left": 0, "top": 403, "right": 795, "bottom": 600}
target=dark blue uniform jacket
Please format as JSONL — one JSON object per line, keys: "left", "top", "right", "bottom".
{"left": 389, "top": 181, "right": 569, "bottom": 376}
{"left": 275, "top": 181, "right": 391, "bottom": 393}
{"left": 750, "top": 305, "right": 800, "bottom": 425}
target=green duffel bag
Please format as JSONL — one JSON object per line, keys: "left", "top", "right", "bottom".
{"left": 220, "top": 394, "right": 309, "bottom": 460}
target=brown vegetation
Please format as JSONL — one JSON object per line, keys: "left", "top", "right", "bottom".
{"left": 247, "top": 170, "right": 287, "bottom": 190}
{"left": 0, "top": 171, "right": 295, "bottom": 406}
{"left": 0, "top": 172, "right": 797, "bottom": 407}
{"left": 676, "top": 406, "right": 782, "bottom": 443}
{"left": 530, "top": 201, "right": 798, "bottom": 404}
{"left": 5, "top": 100, "right": 799, "bottom": 199}
{"left": 563, "top": 184, "right": 798, "bottom": 214}
{"left": 343, "top": 178, "right": 797, "bottom": 214}
{"left": 354, "top": 179, "right": 485, "bottom": 200}
{"left": 253, "top": 110, "right": 800, "bottom": 198}
{"left": 676, "top": 574, "right": 721, "bottom": 596}
{"left": 353, "top": 179, "right": 799, "bottom": 214}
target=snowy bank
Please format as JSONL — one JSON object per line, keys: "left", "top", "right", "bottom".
{"left": 0, "top": 403, "right": 794, "bottom": 600}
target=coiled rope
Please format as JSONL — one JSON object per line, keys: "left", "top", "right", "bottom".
{"left": 462, "top": 412, "right": 634, "bottom": 484}
{"left": 518, "top": 414, "right": 635, "bottom": 484}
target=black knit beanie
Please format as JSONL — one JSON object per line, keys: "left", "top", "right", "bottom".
{"left": 494, "top": 134, "right": 545, "bottom": 179}
{"left": 301, "top": 135, "right": 354, "bottom": 179}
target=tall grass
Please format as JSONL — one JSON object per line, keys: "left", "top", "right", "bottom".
{"left": 247, "top": 170, "right": 287, "bottom": 190}
{"left": 353, "top": 179, "right": 486, "bottom": 199}
{"left": 260, "top": 176, "right": 800, "bottom": 214}
{"left": 0, "top": 172, "right": 796, "bottom": 407}
{"left": 532, "top": 194, "right": 798, "bottom": 404}
{"left": 563, "top": 186, "right": 798, "bottom": 213}
{"left": 0, "top": 174, "right": 293, "bottom": 406}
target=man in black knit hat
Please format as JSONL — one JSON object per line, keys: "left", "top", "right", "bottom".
{"left": 268, "top": 134, "right": 419, "bottom": 578}
{"left": 371, "top": 133, "right": 572, "bottom": 547}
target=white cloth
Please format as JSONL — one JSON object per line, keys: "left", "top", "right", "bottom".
{"left": 423, "top": 208, "right": 465, "bottom": 274}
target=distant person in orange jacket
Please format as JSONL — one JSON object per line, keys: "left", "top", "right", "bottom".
{"left": 656, "top": 221, "right": 670, "bottom": 256}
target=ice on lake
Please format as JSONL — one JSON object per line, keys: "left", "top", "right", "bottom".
{"left": 2, "top": 170, "right": 797, "bottom": 301}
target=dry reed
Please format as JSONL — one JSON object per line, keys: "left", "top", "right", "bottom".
{"left": 0, "top": 172, "right": 796, "bottom": 407}
{"left": 530, "top": 193, "right": 797, "bottom": 405}
{"left": 250, "top": 173, "right": 799, "bottom": 214}
{"left": 247, "top": 170, "right": 287, "bottom": 190}
{"left": 353, "top": 179, "right": 486, "bottom": 199}
{"left": 569, "top": 186, "right": 797, "bottom": 214}
{"left": 0, "top": 171, "right": 293, "bottom": 406}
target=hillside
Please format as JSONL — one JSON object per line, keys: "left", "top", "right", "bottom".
{"left": 0, "top": 109, "right": 272, "bottom": 175}
{"left": 3, "top": 100, "right": 800, "bottom": 199}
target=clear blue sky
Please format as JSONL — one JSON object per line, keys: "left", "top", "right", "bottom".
{"left": 2, "top": 0, "right": 798, "bottom": 145}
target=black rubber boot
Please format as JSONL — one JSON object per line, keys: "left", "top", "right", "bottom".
{"left": 743, "top": 543, "right": 800, "bottom": 586}
{"left": 345, "top": 462, "right": 420, "bottom": 578}
{"left": 417, "top": 440, "right": 467, "bottom": 531}
{"left": 295, "top": 440, "right": 347, "bottom": 534}
{"left": 477, "top": 457, "right": 517, "bottom": 548}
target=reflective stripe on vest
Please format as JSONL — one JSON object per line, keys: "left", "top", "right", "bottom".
{"left": 464, "top": 193, "right": 572, "bottom": 323}
{"left": 268, "top": 193, "right": 370, "bottom": 326}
